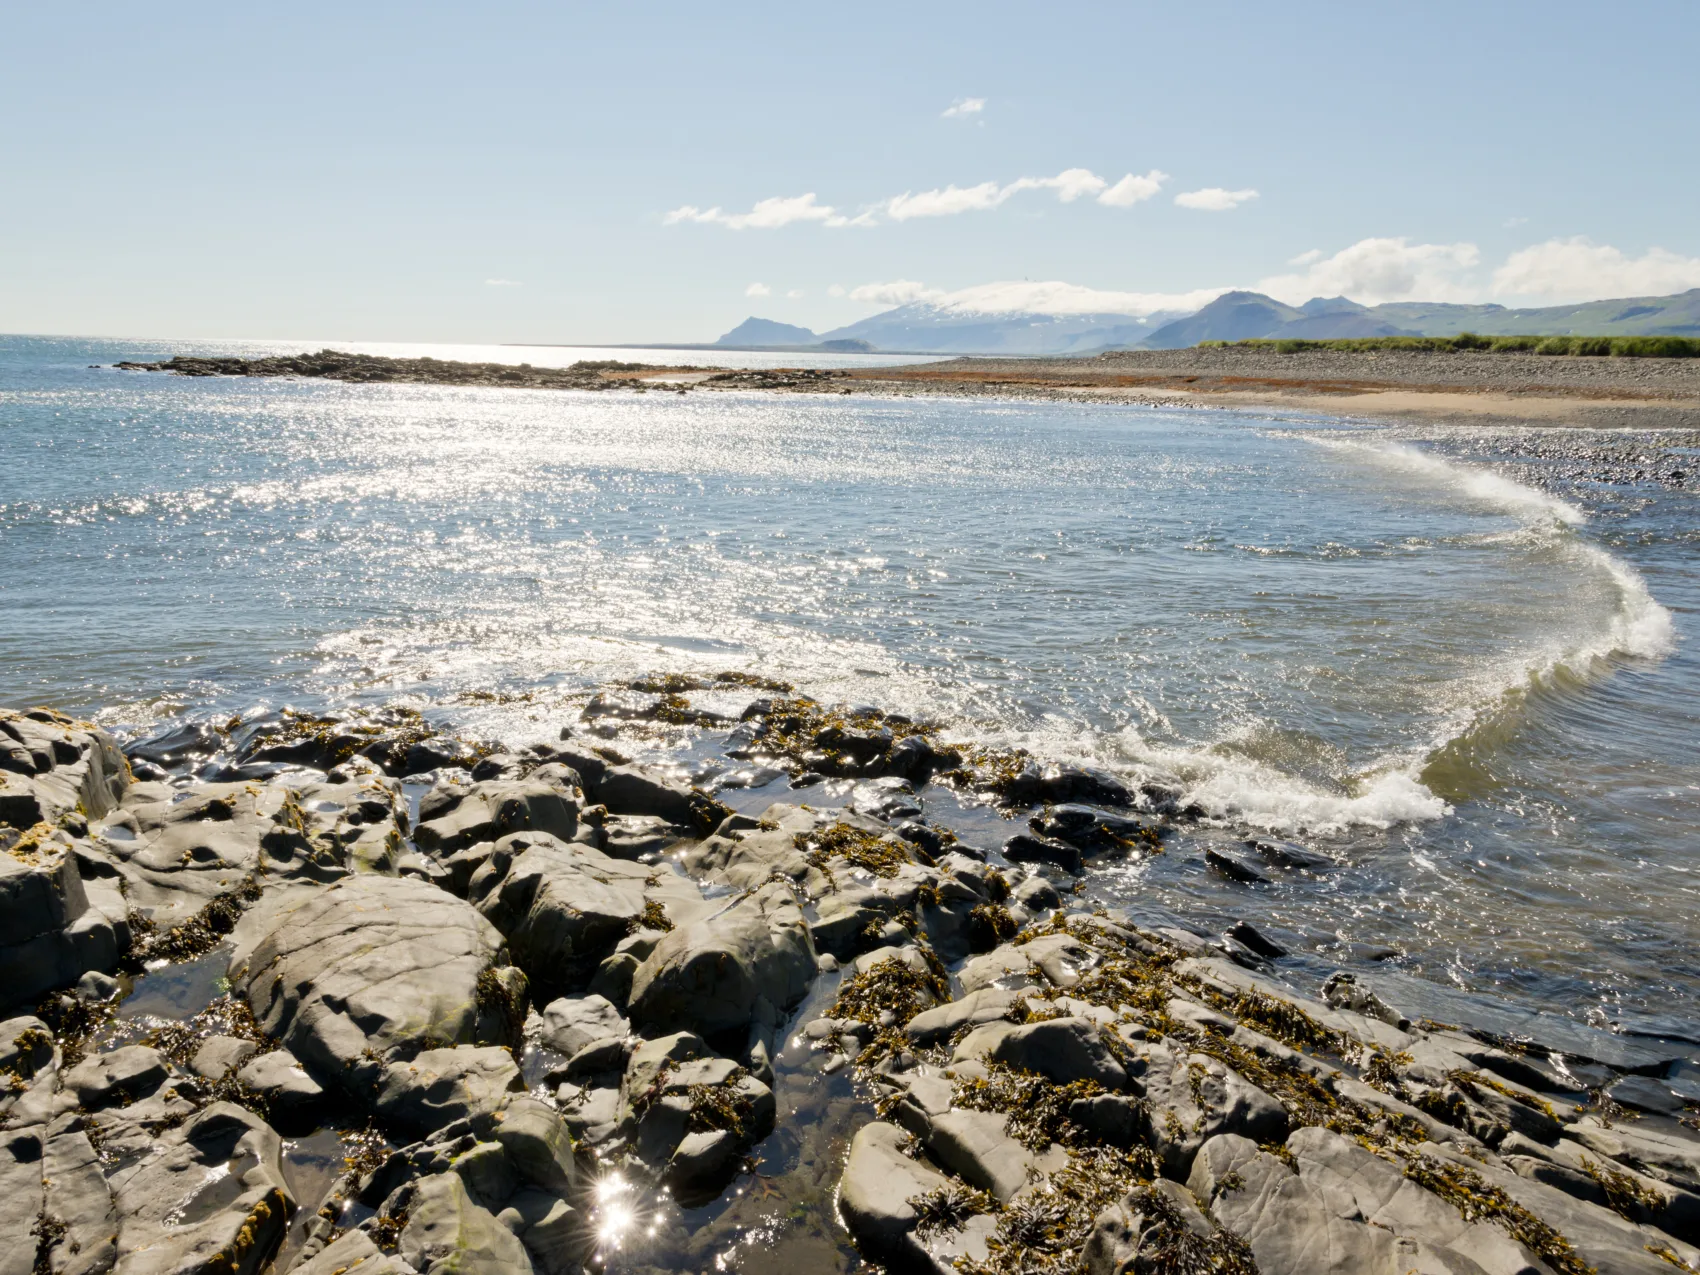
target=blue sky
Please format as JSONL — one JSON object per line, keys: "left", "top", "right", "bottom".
{"left": 4, "top": 0, "right": 1698, "bottom": 342}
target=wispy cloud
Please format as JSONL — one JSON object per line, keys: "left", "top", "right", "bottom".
{"left": 666, "top": 167, "right": 1173, "bottom": 230}
{"left": 1175, "top": 187, "right": 1259, "bottom": 211}
{"left": 745, "top": 282, "right": 771, "bottom": 297}
{"left": 1491, "top": 237, "right": 1700, "bottom": 302}
{"left": 666, "top": 192, "right": 857, "bottom": 230}
{"left": 941, "top": 97, "right": 985, "bottom": 118}
{"left": 786, "top": 288, "right": 804, "bottom": 299}
{"left": 849, "top": 280, "right": 942, "bottom": 305}
{"left": 1099, "top": 170, "right": 1170, "bottom": 207}
{"left": 484, "top": 278, "right": 522, "bottom": 287}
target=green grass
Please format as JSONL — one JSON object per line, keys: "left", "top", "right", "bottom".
{"left": 1198, "top": 333, "right": 1700, "bottom": 357}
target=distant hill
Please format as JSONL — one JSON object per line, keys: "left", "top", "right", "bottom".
{"left": 715, "top": 317, "right": 819, "bottom": 347}
{"left": 1138, "top": 287, "right": 1700, "bottom": 348}
{"left": 818, "top": 304, "right": 1190, "bottom": 355}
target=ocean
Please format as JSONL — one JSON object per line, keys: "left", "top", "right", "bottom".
{"left": 3, "top": 331, "right": 1696, "bottom": 1047}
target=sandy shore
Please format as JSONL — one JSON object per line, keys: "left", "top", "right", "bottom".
{"left": 802, "top": 347, "right": 1700, "bottom": 431}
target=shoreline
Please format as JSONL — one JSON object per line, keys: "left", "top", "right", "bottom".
{"left": 115, "top": 346, "right": 1700, "bottom": 431}
{"left": 4, "top": 682, "right": 1699, "bottom": 1274}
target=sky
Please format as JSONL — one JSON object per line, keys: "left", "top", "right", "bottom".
{"left": 3, "top": 0, "right": 1699, "bottom": 343}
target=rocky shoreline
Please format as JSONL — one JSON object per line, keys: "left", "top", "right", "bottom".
{"left": 4, "top": 684, "right": 1699, "bottom": 1275}
{"left": 113, "top": 347, "right": 1700, "bottom": 432}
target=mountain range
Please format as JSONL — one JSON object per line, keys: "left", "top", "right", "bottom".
{"left": 715, "top": 286, "right": 1700, "bottom": 356}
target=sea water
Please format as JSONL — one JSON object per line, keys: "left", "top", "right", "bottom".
{"left": 2, "top": 333, "right": 1695, "bottom": 1043}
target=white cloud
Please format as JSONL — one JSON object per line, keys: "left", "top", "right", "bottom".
{"left": 1175, "top": 187, "right": 1259, "bottom": 211}
{"left": 786, "top": 289, "right": 805, "bottom": 299}
{"left": 666, "top": 192, "right": 844, "bottom": 230}
{"left": 745, "top": 282, "right": 771, "bottom": 297}
{"left": 849, "top": 280, "right": 944, "bottom": 306}
{"left": 942, "top": 97, "right": 985, "bottom": 118}
{"left": 827, "top": 284, "right": 846, "bottom": 297}
{"left": 1098, "top": 170, "right": 1169, "bottom": 207}
{"left": 932, "top": 280, "right": 1228, "bottom": 318}
{"left": 885, "top": 181, "right": 1007, "bottom": 220}
{"left": 1256, "top": 237, "right": 1482, "bottom": 305}
{"left": 669, "top": 166, "right": 1171, "bottom": 230}
{"left": 484, "top": 278, "right": 522, "bottom": 287}
{"left": 1491, "top": 236, "right": 1700, "bottom": 303}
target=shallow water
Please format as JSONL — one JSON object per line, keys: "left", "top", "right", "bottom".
{"left": 3, "top": 333, "right": 1696, "bottom": 1042}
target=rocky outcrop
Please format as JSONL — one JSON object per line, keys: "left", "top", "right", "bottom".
{"left": 0, "top": 829, "right": 129, "bottom": 1009}
{"left": 230, "top": 874, "right": 526, "bottom": 1099}
{"left": 626, "top": 881, "right": 816, "bottom": 1038}
{"left": 0, "top": 709, "right": 129, "bottom": 832}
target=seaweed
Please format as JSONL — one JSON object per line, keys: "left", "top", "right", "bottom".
{"left": 127, "top": 876, "right": 263, "bottom": 965}
{"left": 950, "top": 1062, "right": 1110, "bottom": 1153}
{"left": 968, "top": 903, "right": 1019, "bottom": 949}
{"left": 908, "top": 1182, "right": 997, "bottom": 1239}
{"left": 1579, "top": 1154, "right": 1667, "bottom": 1221}
{"left": 828, "top": 952, "right": 950, "bottom": 1031}
{"left": 1227, "top": 990, "right": 1342, "bottom": 1054}
{"left": 796, "top": 821, "right": 913, "bottom": 879}
{"left": 685, "top": 1075, "right": 758, "bottom": 1140}
{"left": 1400, "top": 1154, "right": 1592, "bottom": 1275}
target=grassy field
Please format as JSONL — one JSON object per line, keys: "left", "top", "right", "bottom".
{"left": 1199, "top": 334, "right": 1700, "bottom": 358}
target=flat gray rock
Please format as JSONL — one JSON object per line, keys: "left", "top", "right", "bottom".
{"left": 375, "top": 1045, "right": 523, "bottom": 1138}
{"left": 538, "top": 993, "right": 629, "bottom": 1057}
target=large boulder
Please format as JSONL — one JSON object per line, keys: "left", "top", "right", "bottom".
{"left": 626, "top": 882, "right": 816, "bottom": 1038}
{"left": 0, "top": 709, "right": 129, "bottom": 831}
{"left": 468, "top": 831, "right": 709, "bottom": 1001}
{"left": 375, "top": 1045, "right": 524, "bottom": 1138}
{"left": 229, "top": 875, "right": 526, "bottom": 1099}
{"left": 413, "top": 774, "right": 582, "bottom": 858}
{"left": 0, "top": 830, "right": 128, "bottom": 1009}
{"left": 108, "top": 1102, "right": 295, "bottom": 1275}
{"left": 397, "top": 1171, "right": 534, "bottom": 1275}
{"left": 838, "top": 1121, "right": 953, "bottom": 1273}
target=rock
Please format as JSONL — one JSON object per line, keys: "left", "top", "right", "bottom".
{"left": 586, "top": 952, "right": 639, "bottom": 1009}
{"left": 1138, "top": 1043, "right": 1289, "bottom": 1179}
{"left": 64, "top": 1044, "right": 169, "bottom": 1108}
{"left": 376, "top": 1046, "right": 524, "bottom": 1138}
{"left": 1245, "top": 837, "right": 1333, "bottom": 872}
{"left": 413, "top": 778, "right": 581, "bottom": 857}
{"left": 1205, "top": 845, "right": 1269, "bottom": 884}
{"left": 926, "top": 1108, "right": 1059, "bottom": 1203}
{"left": 627, "top": 881, "right": 816, "bottom": 1038}
{"left": 0, "top": 1015, "right": 54, "bottom": 1080}
{"left": 468, "top": 831, "right": 706, "bottom": 1001}
{"left": 238, "top": 1050, "right": 331, "bottom": 1133}
{"left": 1322, "top": 970, "right": 1410, "bottom": 1031}
{"left": 538, "top": 994, "right": 629, "bottom": 1057}
{"left": 230, "top": 874, "right": 525, "bottom": 1099}
{"left": 509, "top": 1188, "right": 583, "bottom": 1275}
{"left": 0, "top": 834, "right": 127, "bottom": 1009}
{"left": 958, "top": 933, "right": 1091, "bottom": 994}
{"left": 492, "top": 1096, "right": 579, "bottom": 1197}
{"left": 1568, "top": 1116, "right": 1700, "bottom": 1195}
{"left": 1082, "top": 1180, "right": 1238, "bottom": 1275}
{"left": 837, "top": 1121, "right": 952, "bottom": 1273}
{"left": 398, "top": 1171, "right": 535, "bottom": 1275}
{"left": 597, "top": 765, "right": 724, "bottom": 835}
{"left": 1605, "top": 1075, "right": 1688, "bottom": 1117}
{"left": 1226, "top": 920, "right": 1287, "bottom": 959}
{"left": 556, "top": 1084, "right": 621, "bottom": 1146}
{"left": 1068, "top": 1094, "right": 1147, "bottom": 1147}
{"left": 905, "top": 988, "right": 1027, "bottom": 1047}
{"left": 291, "top": 1228, "right": 417, "bottom": 1274}
{"left": 0, "top": 709, "right": 129, "bottom": 831}
{"left": 191, "top": 1033, "right": 261, "bottom": 1080}
{"left": 110, "top": 1102, "right": 295, "bottom": 1275}
{"left": 667, "top": 1129, "right": 741, "bottom": 1202}
{"left": 599, "top": 814, "right": 693, "bottom": 861}
{"left": 953, "top": 1016, "right": 1129, "bottom": 1090}
{"left": 1002, "top": 833, "right": 1083, "bottom": 873}
{"left": 40, "top": 1114, "right": 118, "bottom": 1275}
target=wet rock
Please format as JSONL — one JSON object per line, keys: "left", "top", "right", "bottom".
{"left": 1082, "top": 1179, "right": 1239, "bottom": 1275}
{"left": 397, "top": 1171, "right": 534, "bottom": 1275}
{"left": 230, "top": 874, "right": 525, "bottom": 1098}
{"left": 41, "top": 1114, "right": 118, "bottom": 1275}
{"left": 291, "top": 1228, "right": 417, "bottom": 1274}
{"left": 838, "top": 1120, "right": 952, "bottom": 1273}
{"left": 627, "top": 881, "right": 816, "bottom": 1037}
{"left": 850, "top": 779, "right": 922, "bottom": 823}
{"left": 413, "top": 776, "right": 581, "bottom": 857}
{"left": 905, "top": 987, "right": 1026, "bottom": 1048}
{"left": 191, "top": 1033, "right": 261, "bottom": 1080}
{"left": 1322, "top": 970, "right": 1411, "bottom": 1031}
{"left": 598, "top": 814, "right": 693, "bottom": 861}
{"left": 110, "top": 1102, "right": 295, "bottom": 1275}
{"left": 63, "top": 1044, "right": 169, "bottom": 1108}
{"left": 1137, "top": 1043, "right": 1289, "bottom": 1178}
{"left": 1226, "top": 920, "right": 1288, "bottom": 960}
{"left": 1567, "top": 1116, "right": 1700, "bottom": 1195}
{"left": 667, "top": 1129, "right": 741, "bottom": 1202}
{"left": 1002, "top": 832, "right": 1083, "bottom": 873}
{"left": 1068, "top": 1093, "right": 1148, "bottom": 1147}
{"left": 597, "top": 765, "right": 726, "bottom": 835}
{"left": 509, "top": 1187, "right": 583, "bottom": 1275}
{"left": 958, "top": 933, "right": 1091, "bottom": 994}
{"left": 238, "top": 1050, "right": 330, "bottom": 1133}
{"left": 375, "top": 1045, "right": 524, "bottom": 1139}
{"left": 1245, "top": 837, "right": 1333, "bottom": 872}
{"left": 926, "top": 1107, "right": 1056, "bottom": 1202}
{"left": 492, "top": 1095, "right": 579, "bottom": 1197}
{"left": 0, "top": 1015, "right": 55, "bottom": 1080}
{"left": 1030, "top": 804, "right": 1160, "bottom": 857}
{"left": 1605, "top": 1074, "right": 1689, "bottom": 1117}
{"left": 538, "top": 994, "right": 629, "bottom": 1057}
{"left": 468, "top": 830, "right": 707, "bottom": 1001}
{"left": 953, "top": 1016, "right": 1129, "bottom": 1091}
{"left": 1204, "top": 845, "right": 1269, "bottom": 884}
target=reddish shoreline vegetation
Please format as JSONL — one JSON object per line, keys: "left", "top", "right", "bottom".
{"left": 5, "top": 683, "right": 1698, "bottom": 1275}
